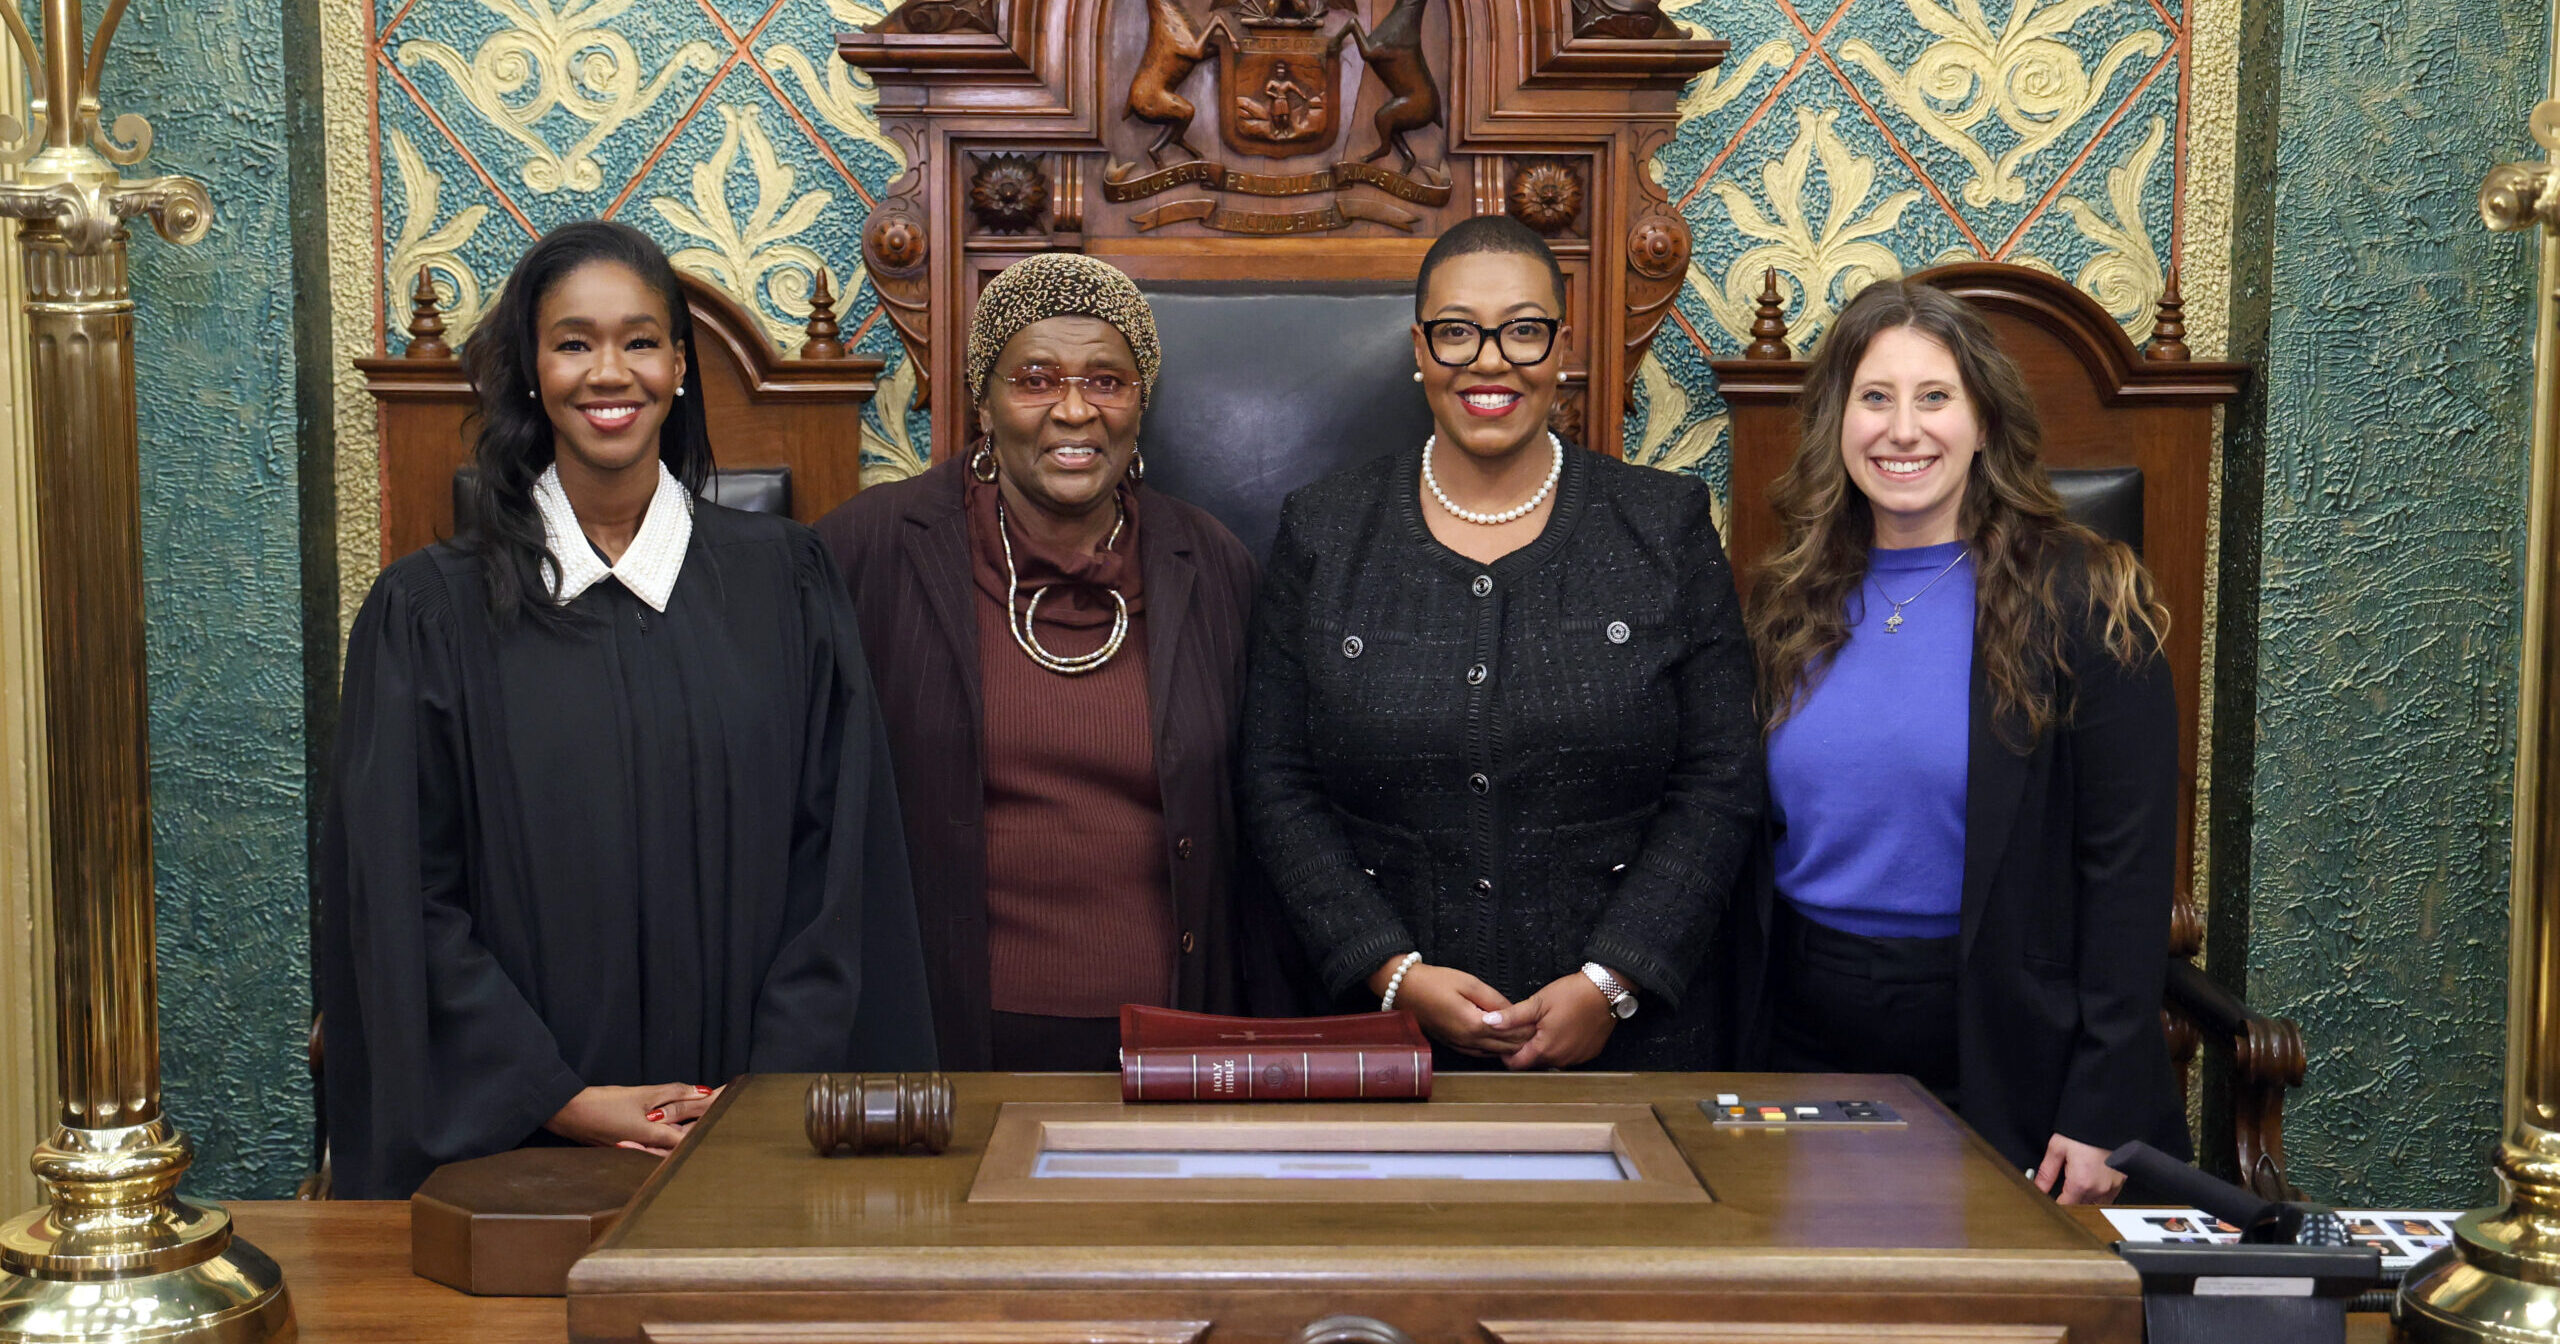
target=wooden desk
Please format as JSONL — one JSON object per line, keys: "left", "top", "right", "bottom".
{"left": 576, "top": 1071, "right": 2146, "bottom": 1343}
{"left": 226, "top": 1201, "right": 560, "bottom": 1342}
{"left": 211, "top": 1191, "right": 2399, "bottom": 1341}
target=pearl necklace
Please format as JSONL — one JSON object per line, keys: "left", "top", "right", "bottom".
{"left": 1422, "top": 433, "right": 1563, "bottom": 526}
{"left": 996, "top": 494, "right": 1129, "bottom": 675}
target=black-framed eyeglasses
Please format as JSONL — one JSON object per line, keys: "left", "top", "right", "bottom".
{"left": 997, "top": 369, "right": 1140, "bottom": 408}
{"left": 1421, "top": 316, "right": 1561, "bottom": 367}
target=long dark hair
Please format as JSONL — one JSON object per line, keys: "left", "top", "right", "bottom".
{"left": 458, "top": 220, "right": 712, "bottom": 628}
{"left": 1748, "top": 279, "right": 2167, "bottom": 746}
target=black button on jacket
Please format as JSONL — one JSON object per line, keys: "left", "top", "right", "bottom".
{"left": 1241, "top": 443, "right": 1764, "bottom": 1069}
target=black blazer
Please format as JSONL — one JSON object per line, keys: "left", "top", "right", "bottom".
{"left": 815, "top": 459, "right": 1271, "bottom": 1067}
{"left": 1736, "top": 556, "right": 2190, "bottom": 1170}
{"left": 1241, "top": 443, "right": 1763, "bottom": 1069}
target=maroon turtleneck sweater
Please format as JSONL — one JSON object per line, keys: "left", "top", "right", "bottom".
{"left": 966, "top": 476, "right": 1176, "bottom": 1017}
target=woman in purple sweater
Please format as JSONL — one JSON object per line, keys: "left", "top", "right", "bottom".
{"left": 1740, "top": 280, "right": 2186, "bottom": 1205}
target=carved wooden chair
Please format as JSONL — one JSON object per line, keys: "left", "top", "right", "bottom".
{"left": 358, "top": 268, "right": 880, "bottom": 561}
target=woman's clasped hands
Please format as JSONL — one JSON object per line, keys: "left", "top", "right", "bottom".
{"left": 546, "top": 1083, "right": 725, "bottom": 1157}
{"left": 1370, "top": 957, "right": 1621, "bottom": 1070}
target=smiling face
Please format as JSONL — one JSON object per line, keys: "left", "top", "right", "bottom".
{"left": 976, "top": 315, "right": 1142, "bottom": 524}
{"left": 535, "top": 260, "right": 685, "bottom": 484}
{"left": 1841, "top": 323, "right": 1980, "bottom": 548}
{"left": 1412, "top": 250, "right": 1566, "bottom": 464}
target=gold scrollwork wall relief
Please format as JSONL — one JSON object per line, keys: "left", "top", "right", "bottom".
{"left": 2058, "top": 114, "right": 2168, "bottom": 345}
{"left": 385, "top": 128, "right": 492, "bottom": 349}
{"left": 1625, "top": 352, "right": 1732, "bottom": 526}
{"left": 767, "top": 0, "right": 908, "bottom": 174}
{"left": 1695, "top": 106, "right": 1921, "bottom": 352}
{"left": 1836, "top": 0, "right": 2161, "bottom": 211}
{"left": 1661, "top": 0, "right": 1792, "bottom": 126}
{"left": 859, "top": 352, "right": 929, "bottom": 488}
{"left": 399, "top": 0, "right": 720, "bottom": 195}
{"left": 652, "top": 105, "right": 846, "bottom": 355}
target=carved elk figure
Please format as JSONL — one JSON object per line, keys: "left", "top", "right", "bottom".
{"left": 1130, "top": 0, "right": 1218, "bottom": 165}
{"left": 1338, "top": 0, "right": 1440, "bottom": 173}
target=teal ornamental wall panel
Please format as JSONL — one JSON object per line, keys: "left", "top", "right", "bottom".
{"left": 97, "top": 0, "right": 317, "bottom": 1197}
{"left": 2239, "top": 0, "right": 2545, "bottom": 1206}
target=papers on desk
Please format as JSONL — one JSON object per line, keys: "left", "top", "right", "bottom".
{"left": 2104, "top": 1207, "right": 2458, "bottom": 1270}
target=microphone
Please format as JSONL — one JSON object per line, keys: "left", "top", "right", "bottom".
{"left": 2104, "top": 1140, "right": 2349, "bottom": 1247}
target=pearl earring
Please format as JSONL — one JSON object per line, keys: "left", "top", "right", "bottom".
{"left": 1412, "top": 370, "right": 1423, "bottom": 383}
{"left": 526, "top": 389, "right": 537, "bottom": 399}
{"left": 676, "top": 386, "right": 686, "bottom": 398}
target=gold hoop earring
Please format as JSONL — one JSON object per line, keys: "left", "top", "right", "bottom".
{"left": 1126, "top": 450, "right": 1145, "bottom": 485}
{"left": 969, "top": 445, "right": 999, "bottom": 483}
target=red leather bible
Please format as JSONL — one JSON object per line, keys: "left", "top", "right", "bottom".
{"left": 1118, "top": 1005, "right": 1433, "bottom": 1102}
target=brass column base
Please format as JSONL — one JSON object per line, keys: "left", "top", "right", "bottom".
{"left": 0, "top": 1121, "right": 289, "bottom": 1343}
{"left": 2399, "top": 1207, "right": 2560, "bottom": 1342}
{"left": 0, "top": 1235, "right": 291, "bottom": 1344}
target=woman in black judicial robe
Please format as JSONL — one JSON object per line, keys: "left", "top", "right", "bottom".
{"left": 316, "top": 221, "right": 935, "bottom": 1199}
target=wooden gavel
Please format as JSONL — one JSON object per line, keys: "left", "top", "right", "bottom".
{"left": 805, "top": 1072, "right": 954, "bottom": 1156}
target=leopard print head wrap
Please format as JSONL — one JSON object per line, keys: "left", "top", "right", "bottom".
{"left": 965, "top": 252, "right": 1162, "bottom": 408}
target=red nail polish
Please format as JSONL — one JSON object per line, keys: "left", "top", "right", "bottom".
{"left": 646, "top": 1109, "right": 664, "bottom": 1122}
{"left": 695, "top": 1085, "right": 713, "bottom": 1095}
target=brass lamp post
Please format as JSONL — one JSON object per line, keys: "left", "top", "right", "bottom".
{"left": 0, "top": 0, "right": 292, "bottom": 1340}
{"left": 2399, "top": 101, "right": 2560, "bottom": 1342}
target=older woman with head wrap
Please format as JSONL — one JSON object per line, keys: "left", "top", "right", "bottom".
{"left": 818, "top": 253, "right": 1270, "bottom": 1070}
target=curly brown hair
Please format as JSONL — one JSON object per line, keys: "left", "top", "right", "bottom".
{"left": 1747, "top": 278, "right": 2168, "bottom": 747}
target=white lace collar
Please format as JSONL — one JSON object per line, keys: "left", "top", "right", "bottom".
{"left": 531, "top": 461, "right": 693, "bottom": 612}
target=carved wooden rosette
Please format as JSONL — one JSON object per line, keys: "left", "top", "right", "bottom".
{"left": 839, "top": 0, "right": 1722, "bottom": 456}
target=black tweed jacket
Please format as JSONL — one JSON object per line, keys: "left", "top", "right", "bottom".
{"left": 1239, "top": 442, "right": 1763, "bottom": 1069}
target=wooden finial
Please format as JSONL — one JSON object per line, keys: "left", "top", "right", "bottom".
{"left": 1744, "top": 267, "right": 1791, "bottom": 360}
{"left": 404, "top": 266, "right": 452, "bottom": 360}
{"left": 2145, "top": 266, "right": 2189, "bottom": 362}
{"left": 800, "top": 269, "right": 846, "bottom": 360}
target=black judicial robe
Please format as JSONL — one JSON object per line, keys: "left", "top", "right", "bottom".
{"left": 316, "top": 504, "right": 936, "bottom": 1199}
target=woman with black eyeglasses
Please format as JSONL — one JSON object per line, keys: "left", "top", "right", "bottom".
{"left": 1239, "top": 216, "right": 1763, "bottom": 1069}
{"left": 817, "top": 253, "right": 1275, "bottom": 1071}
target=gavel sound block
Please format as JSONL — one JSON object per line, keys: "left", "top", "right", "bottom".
{"left": 410, "top": 1146, "right": 660, "bottom": 1296}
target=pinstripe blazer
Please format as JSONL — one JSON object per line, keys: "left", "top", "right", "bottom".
{"left": 815, "top": 457, "right": 1266, "bottom": 1067}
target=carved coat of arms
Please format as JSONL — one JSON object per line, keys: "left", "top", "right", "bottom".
{"left": 1112, "top": 0, "right": 1449, "bottom": 232}
{"left": 1219, "top": 2, "right": 1340, "bottom": 157}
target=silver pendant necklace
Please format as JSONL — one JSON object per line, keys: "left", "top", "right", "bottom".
{"left": 1873, "top": 549, "right": 1968, "bottom": 634}
{"left": 996, "top": 493, "right": 1130, "bottom": 674}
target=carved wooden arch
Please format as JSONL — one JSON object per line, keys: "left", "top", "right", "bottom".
{"left": 359, "top": 270, "right": 880, "bottom": 563}
{"left": 841, "top": 0, "right": 1724, "bottom": 457}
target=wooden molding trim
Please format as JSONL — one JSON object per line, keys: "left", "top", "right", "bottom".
{"left": 642, "top": 1325, "right": 1212, "bottom": 1344}
{"left": 1481, "top": 1327, "right": 2067, "bottom": 1343}
{"left": 0, "top": 50, "right": 58, "bottom": 1217}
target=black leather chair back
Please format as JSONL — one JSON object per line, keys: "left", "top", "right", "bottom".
{"left": 1137, "top": 284, "right": 1432, "bottom": 563}
{"left": 2051, "top": 465, "right": 2143, "bottom": 555}
{"left": 451, "top": 464, "right": 792, "bottom": 538}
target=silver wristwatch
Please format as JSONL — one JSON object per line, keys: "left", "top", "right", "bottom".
{"left": 1580, "top": 962, "right": 1637, "bottom": 1020}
